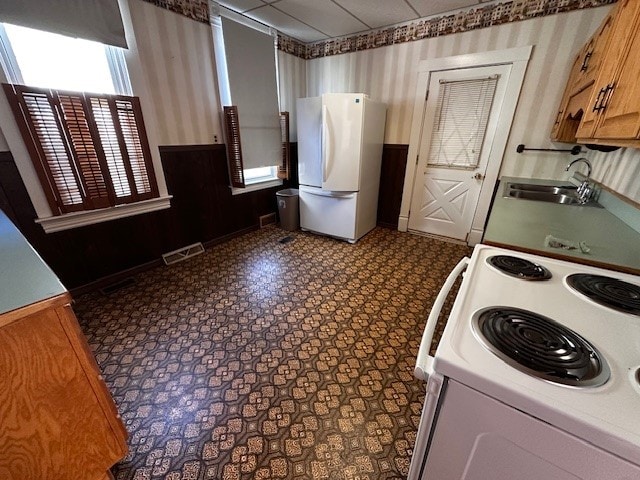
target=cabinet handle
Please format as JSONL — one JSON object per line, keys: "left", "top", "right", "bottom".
{"left": 580, "top": 52, "right": 592, "bottom": 71}
{"left": 555, "top": 110, "right": 563, "bottom": 125}
{"left": 592, "top": 87, "right": 607, "bottom": 112}
{"left": 600, "top": 83, "right": 615, "bottom": 112}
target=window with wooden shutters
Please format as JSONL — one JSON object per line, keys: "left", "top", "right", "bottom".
{"left": 3, "top": 83, "right": 158, "bottom": 215}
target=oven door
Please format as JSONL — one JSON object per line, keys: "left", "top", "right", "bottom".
{"left": 422, "top": 380, "right": 640, "bottom": 480}
{"left": 408, "top": 256, "right": 469, "bottom": 480}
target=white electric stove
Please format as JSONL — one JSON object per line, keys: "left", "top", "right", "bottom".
{"left": 409, "top": 244, "right": 640, "bottom": 480}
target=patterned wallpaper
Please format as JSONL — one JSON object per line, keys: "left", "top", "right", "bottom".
{"left": 140, "top": 0, "right": 615, "bottom": 60}
{"left": 140, "top": 0, "right": 209, "bottom": 24}
{"left": 296, "top": 0, "right": 615, "bottom": 59}
{"left": 132, "top": 0, "right": 638, "bottom": 202}
{"left": 130, "top": 0, "right": 221, "bottom": 145}
{"left": 304, "top": 7, "right": 611, "bottom": 182}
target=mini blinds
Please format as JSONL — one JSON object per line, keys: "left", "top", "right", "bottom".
{"left": 3, "top": 84, "right": 158, "bottom": 215}
{"left": 220, "top": 17, "right": 281, "bottom": 174}
{"left": 427, "top": 76, "right": 499, "bottom": 169}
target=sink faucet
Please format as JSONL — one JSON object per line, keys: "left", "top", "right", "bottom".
{"left": 565, "top": 157, "right": 594, "bottom": 204}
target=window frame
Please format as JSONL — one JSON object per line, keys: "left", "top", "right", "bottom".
{"left": 0, "top": 13, "right": 171, "bottom": 233}
{"left": 3, "top": 84, "right": 160, "bottom": 215}
{"left": 0, "top": 23, "right": 132, "bottom": 96}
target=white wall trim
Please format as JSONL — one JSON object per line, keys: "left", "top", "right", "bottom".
{"left": 231, "top": 178, "right": 283, "bottom": 195}
{"left": 36, "top": 195, "right": 172, "bottom": 233}
{"left": 398, "top": 46, "right": 533, "bottom": 244}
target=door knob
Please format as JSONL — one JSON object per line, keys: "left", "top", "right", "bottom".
{"left": 472, "top": 173, "right": 484, "bottom": 180}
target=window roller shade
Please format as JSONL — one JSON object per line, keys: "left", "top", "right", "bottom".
{"left": 0, "top": 0, "right": 127, "bottom": 48}
{"left": 221, "top": 17, "right": 281, "bottom": 171}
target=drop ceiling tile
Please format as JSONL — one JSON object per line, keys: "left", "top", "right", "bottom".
{"left": 244, "top": 5, "right": 328, "bottom": 42}
{"left": 218, "top": 0, "right": 265, "bottom": 13}
{"left": 334, "top": 0, "right": 419, "bottom": 29}
{"left": 274, "top": 0, "right": 369, "bottom": 37}
{"left": 407, "top": 0, "right": 481, "bottom": 18}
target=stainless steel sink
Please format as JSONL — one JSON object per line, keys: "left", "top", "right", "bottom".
{"left": 507, "top": 183, "right": 577, "bottom": 195}
{"left": 503, "top": 182, "right": 601, "bottom": 207}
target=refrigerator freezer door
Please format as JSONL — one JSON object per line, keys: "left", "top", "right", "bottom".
{"left": 322, "top": 94, "right": 363, "bottom": 192}
{"left": 297, "top": 96, "right": 323, "bottom": 187}
{"left": 299, "top": 186, "right": 357, "bottom": 241}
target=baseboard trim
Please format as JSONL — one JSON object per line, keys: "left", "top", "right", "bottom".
{"left": 467, "top": 229, "right": 484, "bottom": 246}
{"left": 70, "top": 225, "right": 259, "bottom": 297}
{"left": 398, "top": 216, "right": 409, "bottom": 232}
{"left": 70, "top": 259, "right": 163, "bottom": 298}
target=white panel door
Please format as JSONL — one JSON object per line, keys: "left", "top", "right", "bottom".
{"left": 408, "top": 65, "right": 511, "bottom": 241}
{"left": 322, "top": 94, "right": 363, "bottom": 192}
{"left": 297, "top": 96, "right": 322, "bottom": 187}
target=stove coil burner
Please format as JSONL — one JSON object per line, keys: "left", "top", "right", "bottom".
{"left": 567, "top": 274, "right": 640, "bottom": 316}
{"left": 474, "top": 307, "right": 609, "bottom": 387}
{"left": 487, "top": 255, "right": 552, "bottom": 280}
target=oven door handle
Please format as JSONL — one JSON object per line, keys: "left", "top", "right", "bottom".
{"left": 415, "top": 256, "right": 469, "bottom": 381}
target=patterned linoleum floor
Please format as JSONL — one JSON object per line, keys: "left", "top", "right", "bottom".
{"left": 75, "top": 226, "right": 470, "bottom": 480}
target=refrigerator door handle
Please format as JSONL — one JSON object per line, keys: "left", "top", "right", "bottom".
{"left": 322, "top": 105, "right": 333, "bottom": 183}
{"left": 300, "top": 187, "right": 355, "bottom": 199}
{"left": 321, "top": 105, "right": 328, "bottom": 182}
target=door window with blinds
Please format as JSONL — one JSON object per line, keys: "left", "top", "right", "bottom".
{"left": 427, "top": 76, "right": 498, "bottom": 169}
{"left": 0, "top": 20, "right": 159, "bottom": 217}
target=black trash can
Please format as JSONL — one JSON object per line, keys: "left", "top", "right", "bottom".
{"left": 276, "top": 188, "right": 299, "bottom": 231}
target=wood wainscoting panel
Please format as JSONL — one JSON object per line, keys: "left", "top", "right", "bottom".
{"left": 0, "top": 144, "right": 298, "bottom": 291}
{"left": 377, "top": 144, "right": 409, "bottom": 229}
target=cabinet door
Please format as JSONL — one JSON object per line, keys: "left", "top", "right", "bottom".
{"left": 551, "top": 12, "right": 615, "bottom": 143}
{"left": 577, "top": 0, "right": 640, "bottom": 138}
{"left": 551, "top": 53, "right": 583, "bottom": 142}
{"left": 581, "top": 13, "right": 615, "bottom": 90}
{"left": 592, "top": 14, "right": 640, "bottom": 138}
{"left": 0, "top": 301, "right": 127, "bottom": 480}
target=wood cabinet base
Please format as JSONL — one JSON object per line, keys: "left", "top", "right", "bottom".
{"left": 0, "top": 294, "right": 127, "bottom": 479}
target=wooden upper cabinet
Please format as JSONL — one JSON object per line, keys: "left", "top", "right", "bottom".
{"left": 576, "top": 0, "right": 640, "bottom": 143}
{"left": 551, "top": 9, "right": 615, "bottom": 143}
{"left": 551, "top": 52, "right": 588, "bottom": 142}
{"left": 577, "top": 14, "right": 615, "bottom": 93}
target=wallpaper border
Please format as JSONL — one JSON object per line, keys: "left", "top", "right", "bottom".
{"left": 140, "top": 0, "right": 615, "bottom": 60}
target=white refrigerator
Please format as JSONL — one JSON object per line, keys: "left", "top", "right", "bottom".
{"left": 296, "top": 93, "right": 386, "bottom": 243}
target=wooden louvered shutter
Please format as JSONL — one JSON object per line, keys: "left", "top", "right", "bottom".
{"left": 57, "top": 91, "right": 113, "bottom": 209}
{"left": 4, "top": 84, "right": 86, "bottom": 213}
{"left": 114, "top": 97, "right": 157, "bottom": 199}
{"left": 3, "top": 83, "right": 158, "bottom": 216}
{"left": 223, "top": 106, "right": 245, "bottom": 188}
{"left": 278, "top": 111, "right": 290, "bottom": 181}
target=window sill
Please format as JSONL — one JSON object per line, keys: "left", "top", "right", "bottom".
{"left": 35, "top": 195, "right": 173, "bottom": 233}
{"left": 231, "top": 178, "right": 283, "bottom": 195}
